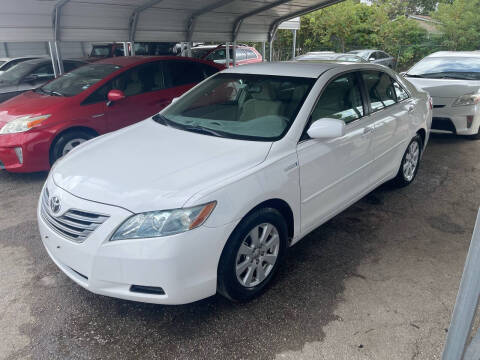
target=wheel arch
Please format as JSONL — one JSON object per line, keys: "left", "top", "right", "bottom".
{"left": 49, "top": 126, "right": 98, "bottom": 164}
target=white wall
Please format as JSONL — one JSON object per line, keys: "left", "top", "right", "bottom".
{"left": 0, "top": 42, "right": 92, "bottom": 58}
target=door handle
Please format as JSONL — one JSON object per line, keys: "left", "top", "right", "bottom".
{"left": 408, "top": 104, "right": 415, "bottom": 113}
{"left": 91, "top": 113, "right": 104, "bottom": 118}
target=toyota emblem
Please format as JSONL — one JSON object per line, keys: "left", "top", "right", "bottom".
{"left": 50, "top": 196, "right": 61, "bottom": 214}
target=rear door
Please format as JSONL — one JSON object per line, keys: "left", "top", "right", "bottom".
{"left": 361, "top": 70, "right": 412, "bottom": 184}
{"left": 297, "top": 71, "right": 375, "bottom": 233}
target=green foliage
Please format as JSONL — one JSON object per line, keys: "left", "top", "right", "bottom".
{"left": 432, "top": 0, "right": 480, "bottom": 50}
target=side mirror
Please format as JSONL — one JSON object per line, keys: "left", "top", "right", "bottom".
{"left": 307, "top": 118, "right": 345, "bottom": 139}
{"left": 107, "top": 89, "right": 125, "bottom": 103}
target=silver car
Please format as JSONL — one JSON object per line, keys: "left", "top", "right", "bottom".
{"left": 349, "top": 49, "right": 396, "bottom": 69}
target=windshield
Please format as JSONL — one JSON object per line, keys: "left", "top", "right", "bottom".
{"left": 40, "top": 63, "right": 121, "bottom": 97}
{"left": 159, "top": 73, "right": 314, "bottom": 141}
{"left": 349, "top": 50, "right": 370, "bottom": 59}
{"left": 296, "top": 54, "right": 338, "bottom": 60}
{"left": 0, "top": 62, "right": 36, "bottom": 85}
{"left": 407, "top": 57, "right": 480, "bottom": 80}
{"left": 91, "top": 46, "right": 112, "bottom": 57}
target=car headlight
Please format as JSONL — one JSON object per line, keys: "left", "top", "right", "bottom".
{"left": 110, "top": 201, "right": 216, "bottom": 241}
{"left": 452, "top": 93, "right": 480, "bottom": 107}
{"left": 0, "top": 114, "right": 51, "bottom": 134}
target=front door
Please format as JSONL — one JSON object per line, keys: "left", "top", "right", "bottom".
{"left": 105, "top": 61, "right": 175, "bottom": 131}
{"left": 297, "top": 71, "right": 375, "bottom": 234}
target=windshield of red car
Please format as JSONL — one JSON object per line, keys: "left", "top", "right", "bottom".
{"left": 40, "top": 63, "right": 121, "bottom": 97}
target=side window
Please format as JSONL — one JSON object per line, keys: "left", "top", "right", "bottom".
{"left": 311, "top": 72, "right": 364, "bottom": 124}
{"left": 368, "top": 52, "right": 376, "bottom": 61}
{"left": 114, "top": 46, "right": 124, "bottom": 57}
{"left": 361, "top": 71, "right": 396, "bottom": 112}
{"left": 164, "top": 61, "right": 207, "bottom": 87}
{"left": 83, "top": 62, "right": 164, "bottom": 104}
{"left": 111, "top": 61, "right": 164, "bottom": 96}
{"left": 245, "top": 49, "right": 257, "bottom": 59}
{"left": 235, "top": 49, "right": 246, "bottom": 61}
{"left": 393, "top": 81, "right": 409, "bottom": 102}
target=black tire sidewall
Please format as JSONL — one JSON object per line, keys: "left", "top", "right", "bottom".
{"left": 218, "top": 208, "right": 288, "bottom": 302}
{"left": 396, "top": 135, "right": 422, "bottom": 186}
{"left": 51, "top": 131, "right": 93, "bottom": 164}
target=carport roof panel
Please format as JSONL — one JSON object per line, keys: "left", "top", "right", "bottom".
{"left": 0, "top": 0, "right": 343, "bottom": 42}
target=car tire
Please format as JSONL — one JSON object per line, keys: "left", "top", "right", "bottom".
{"left": 50, "top": 130, "right": 95, "bottom": 164}
{"left": 217, "top": 207, "right": 288, "bottom": 302}
{"left": 392, "top": 134, "right": 423, "bottom": 187}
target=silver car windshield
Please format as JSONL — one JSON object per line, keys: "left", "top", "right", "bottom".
{"left": 158, "top": 73, "right": 314, "bottom": 141}
{"left": 407, "top": 57, "right": 480, "bottom": 80}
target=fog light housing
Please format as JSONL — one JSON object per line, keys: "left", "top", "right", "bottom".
{"left": 467, "top": 115, "right": 474, "bottom": 129}
{"left": 14, "top": 147, "right": 23, "bottom": 164}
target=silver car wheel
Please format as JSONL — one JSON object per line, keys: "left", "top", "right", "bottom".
{"left": 403, "top": 141, "right": 419, "bottom": 181}
{"left": 235, "top": 223, "right": 280, "bottom": 288}
{"left": 62, "top": 138, "right": 87, "bottom": 156}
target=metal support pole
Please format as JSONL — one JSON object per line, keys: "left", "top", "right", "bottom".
{"left": 123, "top": 42, "right": 128, "bottom": 56}
{"left": 54, "top": 41, "right": 64, "bottom": 75}
{"left": 232, "top": 41, "right": 236, "bottom": 67}
{"left": 442, "top": 209, "right": 480, "bottom": 360}
{"left": 1, "top": 42, "right": 8, "bottom": 57}
{"left": 130, "top": 41, "right": 136, "bottom": 56}
{"left": 225, "top": 41, "right": 230, "bottom": 67}
{"left": 262, "top": 42, "right": 266, "bottom": 62}
{"left": 48, "top": 41, "right": 59, "bottom": 78}
{"left": 292, "top": 29, "right": 297, "bottom": 60}
{"left": 269, "top": 40, "right": 273, "bottom": 62}
{"left": 187, "top": 42, "right": 192, "bottom": 57}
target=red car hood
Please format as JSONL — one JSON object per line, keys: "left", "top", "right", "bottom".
{"left": 0, "top": 91, "right": 69, "bottom": 126}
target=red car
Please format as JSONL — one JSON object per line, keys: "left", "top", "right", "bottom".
{"left": 0, "top": 56, "right": 223, "bottom": 173}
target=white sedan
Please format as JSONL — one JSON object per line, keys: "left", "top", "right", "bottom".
{"left": 38, "top": 62, "right": 432, "bottom": 304}
{"left": 404, "top": 51, "right": 480, "bottom": 139}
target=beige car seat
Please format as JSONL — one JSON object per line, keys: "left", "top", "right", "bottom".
{"left": 239, "top": 83, "right": 282, "bottom": 121}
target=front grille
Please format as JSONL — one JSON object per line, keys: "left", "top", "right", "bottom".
{"left": 433, "top": 105, "right": 445, "bottom": 108}
{"left": 40, "top": 187, "right": 109, "bottom": 243}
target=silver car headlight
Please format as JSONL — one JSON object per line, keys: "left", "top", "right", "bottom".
{"left": 452, "top": 93, "right": 480, "bottom": 107}
{"left": 0, "top": 115, "right": 51, "bottom": 134}
{"left": 110, "top": 202, "right": 216, "bottom": 241}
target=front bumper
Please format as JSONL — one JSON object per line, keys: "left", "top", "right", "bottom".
{"left": 0, "top": 130, "right": 51, "bottom": 172}
{"left": 432, "top": 103, "right": 479, "bottom": 136}
{"left": 37, "top": 180, "right": 236, "bottom": 305}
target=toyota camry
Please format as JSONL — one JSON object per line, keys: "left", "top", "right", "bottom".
{"left": 38, "top": 62, "right": 432, "bottom": 304}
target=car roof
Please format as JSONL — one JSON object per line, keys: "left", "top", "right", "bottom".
{"left": 94, "top": 55, "right": 202, "bottom": 67}
{"left": 222, "top": 61, "right": 343, "bottom": 78}
{"left": 427, "top": 51, "right": 480, "bottom": 58}
{"left": 17, "top": 58, "right": 85, "bottom": 66}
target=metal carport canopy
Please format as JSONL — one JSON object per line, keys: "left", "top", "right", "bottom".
{"left": 1, "top": 0, "right": 343, "bottom": 43}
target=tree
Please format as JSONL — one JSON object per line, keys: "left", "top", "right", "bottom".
{"left": 432, "top": 0, "right": 480, "bottom": 50}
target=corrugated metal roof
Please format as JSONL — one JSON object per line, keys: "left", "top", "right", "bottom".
{"left": 0, "top": 0, "right": 343, "bottom": 42}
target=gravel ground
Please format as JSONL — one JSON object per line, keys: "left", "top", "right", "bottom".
{"left": 0, "top": 133, "right": 479, "bottom": 360}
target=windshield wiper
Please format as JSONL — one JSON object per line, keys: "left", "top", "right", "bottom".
{"left": 405, "top": 74, "right": 425, "bottom": 78}
{"left": 183, "top": 125, "right": 226, "bottom": 138}
{"left": 152, "top": 113, "right": 172, "bottom": 127}
{"left": 35, "top": 88, "right": 64, "bottom": 96}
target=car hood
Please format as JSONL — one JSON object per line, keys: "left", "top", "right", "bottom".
{"left": 0, "top": 91, "right": 68, "bottom": 126}
{"left": 406, "top": 77, "right": 480, "bottom": 99}
{"left": 52, "top": 119, "right": 272, "bottom": 213}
